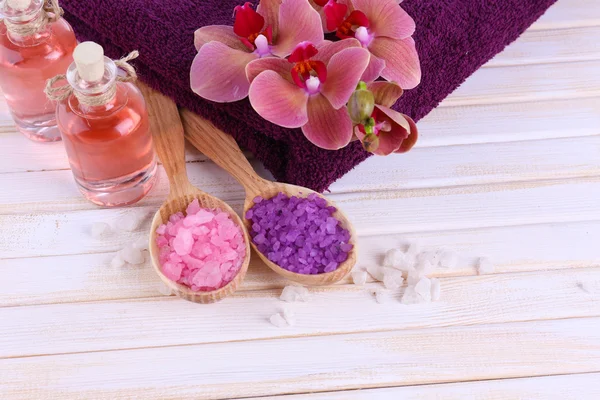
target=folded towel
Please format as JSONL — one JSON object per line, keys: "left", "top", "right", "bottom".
{"left": 60, "top": 0, "right": 557, "bottom": 192}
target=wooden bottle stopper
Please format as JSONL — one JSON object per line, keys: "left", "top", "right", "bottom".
{"left": 7, "top": 0, "right": 32, "bottom": 11}
{"left": 73, "top": 42, "right": 105, "bottom": 82}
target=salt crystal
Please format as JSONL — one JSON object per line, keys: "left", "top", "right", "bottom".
{"left": 406, "top": 240, "right": 421, "bottom": 256}
{"left": 373, "top": 289, "right": 387, "bottom": 303}
{"left": 414, "top": 277, "right": 432, "bottom": 302}
{"left": 132, "top": 236, "right": 149, "bottom": 250}
{"left": 416, "top": 260, "right": 435, "bottom": 275}
{"left": 439, "top": 250, "right": 459, "bottom": 269}
{"left": 407, "top": 267, "right": 426, "bottom": 286}
{"left": 282, "top": 307, "right": 296, "bottom": 326}
{"left": 477, "top": 257, "right": 495, "bottom": 275}
{"left": 280, "top": 285, "right": 310, "bottom": 302}
{"left": 367, "top": 265, "right": 385, "bottom": 281}
{"left": 383, "top": 270, "right": 404, "bottom": 290}
{"left": 110, "top": 252, "right": 125, "bottom": 268}
{"left": 401, "top": 286, "right": 421, "bottom": 305}
{"left": 418, "top": 251, "right": 441, "bottom": 267}
{"left": 383, "top": 248, "right": 404, "bottom": 269}
{"left": 431, "top": 278, "right": 441, "bottom": 301}
{"left": 157, "top": 282, "right": 173, "bottom": 296}
{"left": 91, "top": 222, "right": 111, "bottom": 239}
{"left": 119, "top": 245, "right": 145, "bottom": 265}
{"left": 351, "top": 269, "right": 368, "bottom": 286}
{"left": 116, "top": 210, "right": 146, "bottom": 232}
{"left": 269, "top": 313, "right": 288, "bottom": 328}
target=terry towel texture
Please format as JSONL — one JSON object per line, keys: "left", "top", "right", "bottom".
{"left": 61, "top": 0, "right": 557, "bottom": 192}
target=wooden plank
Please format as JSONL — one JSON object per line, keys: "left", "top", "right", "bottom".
{"left": 1, "top": 317, "right": 599, "bottom": 399}
{"left": 1, "top": 267, "right": 598, "bottom": 358}
{"left": 2, "top": 176, "right": 600, "bottom": 259}
{"left": 2, "top": 134, "right": 600, "bottom": 211}
{"left": 485, "top": 26, "right": 600, "bottom": 67}
{"left": 440, "top": 60, "right": 600, "bottom": 107}
{"left": 531, "top": 0, "right": 600, "bottom": 30}
{"left": 1, "top": 219, "right": 599, "bottom": 307}
{"left": 246, "top": 373, "right": 600, "bottom": 400}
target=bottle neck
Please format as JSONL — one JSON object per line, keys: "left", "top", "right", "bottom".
{"left": 2, "top": 1, "right": 52, "bottom": 47}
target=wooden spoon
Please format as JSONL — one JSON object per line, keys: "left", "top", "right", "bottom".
{"left": 180, "top": 109, "right": 357, "bottom": 286}
{"left": 141, "top": 85, "right": 251, "bottom": 303}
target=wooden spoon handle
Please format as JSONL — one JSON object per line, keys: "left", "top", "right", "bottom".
{"left": 181, "top": 109, "right": 265, "bottom": 194}
{"left": 140, "top": 84, "right": 190, "bottom": 198}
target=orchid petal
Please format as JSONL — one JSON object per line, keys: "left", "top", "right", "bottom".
{"left": 321, "top": 47, "right": 370, "bottom": 109}
{"left": 257, "top": 0, "right": 281, "bottom": 38}
{"left": 361, "top": 53, "right": 385, "bottom": 82}
{"left": 246, "top": 57, "right": 293, "bottom": 83}
{"left": 354, "top": 105, "right": 409, "bottom": 155}
{"left": 191, "top": 41, "right": 258, "bottom": 103}
{"left": 396, "top": 114, "right": 418, "bottom": 153}
{"left": 369, "top": 36, "right": 421, "bottom": 89}
{"left": 352, "top": 0, "right": 415, "bottom": 39}
{"left": 324, "top": 0, "right": 349, "bottom": 31}
{"left": 272, "top": 0, "right": 324, "bottom": 57}
{"left": 194, "top": 26, "right": 247, "bottom": 52}
{"left": 375, "top": 104, "right": 411, "bottom": 132}
{"left": 302, "top": 94, "right": 353, "bottom": 150}
{"left": 367, "top": 81, "right": 403, "bottom": 107}
{"left": 234, "top": 2, "right": 266, "bottom": 38}
{"left": 314, "top": 38, "right": 361, "bottom": 65}
{"left": 308, "top": 0, "right": 330, "bottom": 32}
{"left": 249, "top": 70, "right": 309, "bottom": 128}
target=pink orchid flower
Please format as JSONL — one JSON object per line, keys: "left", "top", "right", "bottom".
{"left": 191, "top": 0, "right": 324, "bottom": 103}
{"left": 311, "top": 0, "right": 421, "bottom": 88}
{"left": 354, "top": 81, "right": 418, "bottom": 155}
{"left": 247, "top": 40, "right": 370, "bottom": 150}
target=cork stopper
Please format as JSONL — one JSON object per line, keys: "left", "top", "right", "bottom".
{"left": 73, "top": 42, "right": 105, "bottom": 83}
{"left": 6, "top": 0, "right": 32, "bottom": 11}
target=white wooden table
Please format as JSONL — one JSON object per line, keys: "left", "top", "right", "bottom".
{"left": 1, "top": 1, "right": 599, "bottom": 398}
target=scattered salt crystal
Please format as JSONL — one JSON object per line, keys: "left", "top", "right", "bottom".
{"left": 110, "top": 252, "right": 125, "bottom": 268}
{"left": 91, "top": 222, "right": 111, "bottom": 239}
{"left": 439, "top": 250, "right": 459, "bottom": 269}
{"left": 477, "top": 257, "right": 494, "bottom": 275}
{"left": 383, "top": 248, "right": 404, "bottom": 269}
{"left": 157, "top": 282, "right": 173, "bottom": 296}
{"left": 406, "top": 240, "right": 421, "bottom": 256}
{"left": 116, "top": 210, "right": 146, "bottom": 232}
{"left": 367, "top": 264, "right": 385, "bottom": 281}
{"left": 401, "top": 286, "right": 421, "bottom": 305}
{"left": 351, "top": 269, "right": 368, "bottom": 286}
{"left": 418, "top": 251, "right": 441, "bottom": 267}
{"left": 407, "top": 267, "right": 427, "bottom": 286}
{"left": 414, "top": 277, "right": 432, "bottom": 302}
{"left": 373, "top": 289, "right": 387, "bottom": 304}
{"left": 280, "top": 286, "right": 310, "bottom": 302}
{"left": 282, "top": 307, "right": 296, "bottom": 326}
{"left": 119, "top": 245, "right": 145, "bottom": 265}
{"left": 431, "top": 278, "right": 441, "bottom": 301}
{"left": 383, "top": 270, "right": 404, "bottom": 290}
{"left": 269, "top": 313, "right": 288, "bottom": 328}
{"left": 132, "top": 236, "right": 149, "bottom": 250}
{"left": 416, "top": 260, "right": 435, "bottom": 275}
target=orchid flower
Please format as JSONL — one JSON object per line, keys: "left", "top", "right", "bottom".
{"left": 191, "top": 0, "right": 324, "bottom": 103}
{"left": 311, "top": 0, "right": 421, "bottom": 88}
{"left": 247, "top": 40, "right": 370, "bottom": 150}
{"left": 352, "top": 81, "right": 418, "bottom": 155}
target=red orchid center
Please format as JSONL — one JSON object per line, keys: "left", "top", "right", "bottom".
{"left": 335, "top": 10, "right": 372, "bottom": 46}
{"left": 233, "top": 2, "right": 273, "bottom": 54}
{"left": 289, "top": 42, "right": 328, "bottom": 94}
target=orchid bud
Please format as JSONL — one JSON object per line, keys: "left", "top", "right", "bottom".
{"left": 347, "top": 81, "right": 375, "bottom": 125}
{"left": 361, "top": 133, "right": 380, "bottom": 153}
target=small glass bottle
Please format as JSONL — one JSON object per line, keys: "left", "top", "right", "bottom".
{"left": 54, "top": 42, "right": 157, "bottom": 207}
{"left": 0, "top": 0, "right": 77, "bottom": 142}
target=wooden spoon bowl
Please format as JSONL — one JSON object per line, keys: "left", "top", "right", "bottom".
{"left": 141, "top": 85, "right": 250, "bottom": 303}
{"left": 181, "top": 109, "right": 357, "bottom": 286}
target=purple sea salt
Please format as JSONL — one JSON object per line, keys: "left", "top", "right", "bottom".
{"left": 246, "top": 192, "right": 353, "bottom": 275}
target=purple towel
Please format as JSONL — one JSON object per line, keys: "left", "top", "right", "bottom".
{"left": 60, "top": 0, "right": 557, "bottom": 192}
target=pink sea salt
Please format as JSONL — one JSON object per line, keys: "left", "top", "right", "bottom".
{"left": 155, "top": 199, "right": 245, "bottom": 292}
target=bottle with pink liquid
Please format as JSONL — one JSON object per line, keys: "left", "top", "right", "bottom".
{"left": 0, "top": 0, "right": 76, "bottom": 142}
{"left": 51, "top": 42, "right": 157, "bottom": 207}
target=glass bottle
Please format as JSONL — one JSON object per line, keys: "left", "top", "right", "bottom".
{"left": 55, "top": 42, "right": 157, "bottom": 207}
{"left": 0, "top": 0, "right": 77, "bottom": 142}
